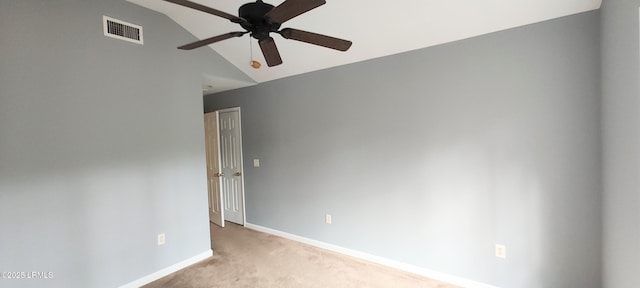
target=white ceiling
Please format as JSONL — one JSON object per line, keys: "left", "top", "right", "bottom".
{"left": 128, "top": 0, "right": 601, "bottom": 91}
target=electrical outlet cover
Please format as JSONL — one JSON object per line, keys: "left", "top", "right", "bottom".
{"left": 158, "top": 233, "right": 166, "bottom": 246}
{"left": 325, "top": 214, "right": 332, "bottom": 224}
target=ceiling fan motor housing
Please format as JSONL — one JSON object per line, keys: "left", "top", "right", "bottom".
{"left": 239, "top": 1, "right": 281, "bottom": 40}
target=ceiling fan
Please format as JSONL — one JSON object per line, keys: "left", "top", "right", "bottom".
{"left": 163, "top": 0, "right": 352, "bottom": 67}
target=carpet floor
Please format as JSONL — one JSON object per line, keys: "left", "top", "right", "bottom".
{"left": 143, "top": 222, "right": 459, "bottom": 288}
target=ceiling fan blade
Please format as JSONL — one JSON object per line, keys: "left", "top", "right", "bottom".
{"left": 163, "top": 0, "right": 245, "bottom": 23}
{"left": 279, "top": 28, "right": 352, "bottom": 51}
{"left": 265, "top": 0, "right": 326, "bottom": 24}
{"left": 178, "top": 32, "right": 246, "bottom": 50}
{"left": 259, "top": 37, "right": 283, "bottom": 67}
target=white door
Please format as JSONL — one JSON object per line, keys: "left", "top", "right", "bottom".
{"left": 204, "top": 112, "right": 224, "bottom": 227}
{"left": 219, "top": 108, "right": 245, "bottom": 225}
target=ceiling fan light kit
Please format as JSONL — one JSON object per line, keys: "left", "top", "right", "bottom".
{"left": 164, "top": 0, "right": 352, "bottom": 67}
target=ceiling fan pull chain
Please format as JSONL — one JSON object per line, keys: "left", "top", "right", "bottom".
{"left": 250, "top": 37, "right": 261, "bottom": 69}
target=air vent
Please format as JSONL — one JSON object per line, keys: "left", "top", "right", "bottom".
{"left": 103, "top": 16, "right": 143, "bottom": 45}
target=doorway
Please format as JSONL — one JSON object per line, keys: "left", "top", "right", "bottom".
{"left": 204, "top": 107, "right": 246, "bottom": 228}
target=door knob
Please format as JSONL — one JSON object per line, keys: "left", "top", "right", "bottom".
{"left": 215, "top": 172, "right": 224, "bottom": 177}
{"left": 234, "top": 172, "right": 242, "bottom": 176}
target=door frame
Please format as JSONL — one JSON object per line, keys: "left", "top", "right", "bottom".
{"left": 212, "top": 107, "right": 247, "bottom": 226}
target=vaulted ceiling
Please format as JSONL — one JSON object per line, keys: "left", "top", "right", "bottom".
{"left": 128, "top": 0, "right": 601, "bottom": 92}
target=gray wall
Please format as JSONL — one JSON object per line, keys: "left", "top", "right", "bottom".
{"left": 0, "top": 0, "right": 251, "bottom": 287}
{"left": 601, "top": 1, "right": 640, "bottom": 288}
{"left": 205, "top": 11, "right": 602, "bottom": 288}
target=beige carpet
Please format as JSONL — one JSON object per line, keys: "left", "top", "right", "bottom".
{"left": 143, "top": 222, "right": 459, "bottom": 288}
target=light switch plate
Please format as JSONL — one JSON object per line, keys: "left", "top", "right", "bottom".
{"left": 495, "top": 244, "right": 506, "bottom": 259}
{"left": 253, "top": 159, "right": 260, "bottom": 167}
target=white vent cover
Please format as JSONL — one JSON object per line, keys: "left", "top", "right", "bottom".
{"left": 103, "top": 16, "right": 143, "bottom": 44}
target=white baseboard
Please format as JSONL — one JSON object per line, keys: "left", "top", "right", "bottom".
{"left": 245, "top": 223, "right": 498, "bottom": 288}
{"left": 118, "top": 249, "right": 212, "bottom": 288}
